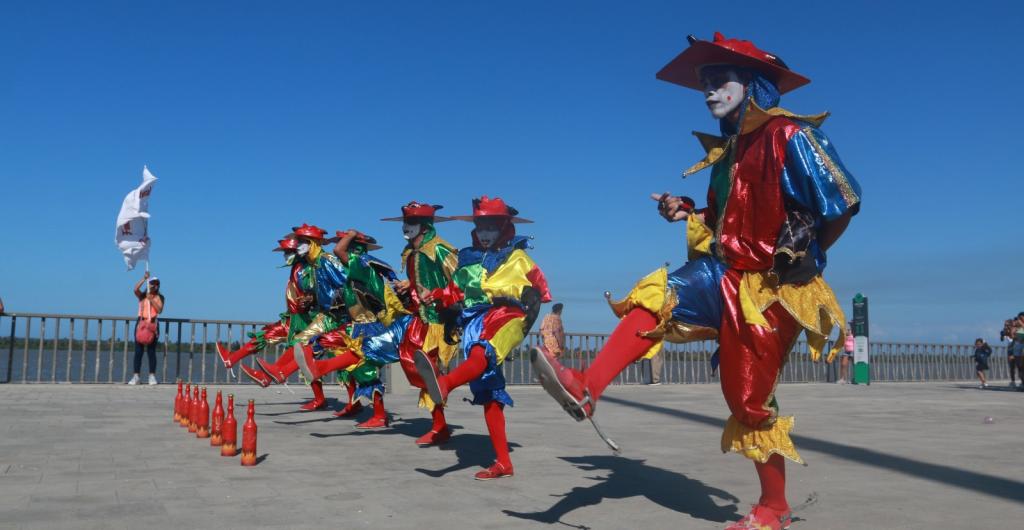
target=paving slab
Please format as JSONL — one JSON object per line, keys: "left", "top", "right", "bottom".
{"left": 0, "top": 381, "right": 1021, "bottom": 529}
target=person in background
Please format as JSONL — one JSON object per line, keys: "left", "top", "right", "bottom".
{"left": 0, "top": 296, "right": 5, "bottom": 314}
{"left": 999, "top": 319, "right": 1016, "bottom": 388}
{"left": 129, "top": 272, "right": 164, "bottom": 385}
{"left": 838, "top": 323, "right": 854, "bottom": 384}
{"left": 540, "top": 303, "right": 566, "bottom": 359}
{"left": 973, "top": 338, "right": 991, "bottom": 389}
{"left": 1014, "top": 313, "right": 1024, "bottom": 391}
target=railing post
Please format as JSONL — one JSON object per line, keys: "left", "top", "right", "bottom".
{"left": 5, "top": 316, "right": 14, "bottom": 383}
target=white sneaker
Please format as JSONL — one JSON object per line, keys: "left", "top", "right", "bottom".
{"left": 148, "top": 374, "right": 158, "bottom": 386}
{"left": 127, "top": 374, "right": 140, "bottom": 385}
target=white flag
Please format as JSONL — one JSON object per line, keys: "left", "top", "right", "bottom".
{"left": 115, "top": 166, "right": 158, "bottom": 270}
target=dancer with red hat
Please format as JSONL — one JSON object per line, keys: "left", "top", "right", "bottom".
{"left": 414, "top": 196, "right": 551, "bottom": 479}
{"left": 234, "top": 224, "right": 350, "bottom": 412}
{"left": 296, "top": 228, "right": 411, "bottom": 429}
{"left": 531, "top": 32, "right": 861, "bottom": 529}
{"left": 383, "top": 201, "right": 460, "bottom": 445}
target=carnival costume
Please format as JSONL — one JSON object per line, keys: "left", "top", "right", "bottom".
{"left": 532, "top": 33, "right": 861, "bottom": 529}
{"left": 385, "top": 202, "right": 460, "bottom": 445}
{"left": 297, "top": 230, "right": 411, "bottom": 429}
{"left": 415, "top": 196, "right": 551, "bottom": 479}
{"left": 239, "top": 224, "right": 349, "bottom": 412}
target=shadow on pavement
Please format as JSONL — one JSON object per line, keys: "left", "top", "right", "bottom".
{"left": 502, "top": 455, "right": 740, "bottom": 528}
{"left": 602, "top": 395, "right": 1024, "bottom": 503}
{"left": 414, "top": 434, "right": 521, "bottom": 478}
{"left": 309, "top": 418, "right": 465, "bottom": 440}
{"left": 254, "top": 398, "right": 343, "bottom": 416}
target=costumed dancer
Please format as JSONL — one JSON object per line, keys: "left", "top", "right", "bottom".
{"left": 531, "top": 33, "right": 861, "bottom": 529}
{"left": 414, "top": 196, "right": 551, "bottom": 479}
{"left": 241, "top": 224, "right": 349, "bottom": 412}
{"left": 384, "top": 201, "right": 460, "bottom": 445}
{"left": 298, "top": 229, "right": 411, "bottom": 429}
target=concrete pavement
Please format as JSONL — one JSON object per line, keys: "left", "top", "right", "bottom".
{"left": 0, "top": 381, "right": 1021, "bottom": 529}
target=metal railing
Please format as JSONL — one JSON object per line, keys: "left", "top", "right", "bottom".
{"left": 0, "top": 312, "right": 1012, "bottom": 386}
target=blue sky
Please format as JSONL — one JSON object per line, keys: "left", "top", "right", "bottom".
{"left": 2, "top": 1, "right": 1022, "bottom": 343}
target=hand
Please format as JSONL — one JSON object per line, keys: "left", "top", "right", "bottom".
{"left": 143, "top": 271, "right": 150, "bottom": 280}
{"left": 393, "top": 280, "right": 410, "bottom": 294}
{"left": 650, "top": 192, "right": 692, "bottom": 223}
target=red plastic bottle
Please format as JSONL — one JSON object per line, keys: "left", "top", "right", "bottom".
{"left": 210, "top": 391, "right": 225, "bottom": 446}
{"left": 240, "top": 399, "right": 257, "bottom": 466}
{"left": 174, "top": 379, "right": 183, "bottom": 423}
{"left": 188, "top": 386, "right": 200, "bottom": 433}
{"left": 180, "top": 383, "right": 192, "bottom": 427}
{"left": 220, "top": 394, "right": 238, "bottom": 456}
{"left": 196, "top": 387, "right": 210, "bottom": 438}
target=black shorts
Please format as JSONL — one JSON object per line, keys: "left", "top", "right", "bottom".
{"left": 976, "top": 361, "right": 989, "bottom": 372}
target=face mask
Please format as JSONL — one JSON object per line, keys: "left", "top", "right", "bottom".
{"left": 283, "top": 251, "right": 296, "bottom": 266}
{"left": 297, "top": 242, "right": 310, "bottom": 257}
{"left": 402, "top": 221, "right": 421, "bottom": 241}
{"left": 701, "top": 67, "right": 745, "bottom": 119}
{"left": 476, "top": 227, "right": 501, "bottom": 249}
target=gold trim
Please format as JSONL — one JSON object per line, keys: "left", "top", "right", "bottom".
{"left": 803, "top": 128, "right": 859, "bottom": 207}
{"left": 721, "top": 414, "right": 804, "bottom": 465}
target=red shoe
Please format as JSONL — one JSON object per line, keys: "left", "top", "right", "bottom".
{"left": 216, "top": 343, "right": 233, "bottom": 368}
{"left": 529, "top": 347, "right": 593, "bottom": 421}
{"left": 355, "top": 416, "right": 389, "bottom": 429}
{"left": 414, "top": 350, "right": 450, "bottom": 406}
{"left": 333, "top": 401, "right": 363, "bottom": 417}
{"left": 415, "top": 428, "right": 451, "bottom": 446}
{"left": 256, "top": 357, "right": 287, "bottom": 384}
{"left": 725, "top": 505, "right": 792, "bottom": 530}
{"left": 299, "top": 398, "right": 327, "bottom": 411}
{"left": 240, "top": 364, "right": 272, "bottom": 388}
{"left": 474, "top": 461, "right": 514, "bottom": 481}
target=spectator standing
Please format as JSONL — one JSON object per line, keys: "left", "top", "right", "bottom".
{"left": 1000, "top": 319, "right": 1016, "bottom": 387}
{"left": 539, "top": 303, "right": 566, "bottom": 359}
{"left": 838, "top": 324, "right": 854, "bottom": 384}
{"left": 129, "top": 272, "right": 164, "bottom": 385}
{"left": 0, "top": 296, "right": 4, "bottom": 314}
{"left": 974, "top": 338, "right": 992, "bottom": 389}
{"left": 1014, "top": 313, "right": 1024, "bottom": 391}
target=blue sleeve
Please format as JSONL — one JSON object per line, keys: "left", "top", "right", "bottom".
{"left": 781, "top": 126, "right": 862, "bottom": 221}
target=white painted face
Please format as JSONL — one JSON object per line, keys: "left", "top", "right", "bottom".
{"left": 474, "top": 218, "right": 503, "bottom": 249}
{"left": 402, "top": 221, "right": 422, "bottom": 241}
{"left": 283, "top": 251, "right": 297, "bottom": 265}
{"left": 700, "top": 66, "right": 746, "bottom": 119}
{"left": 296, "top": 242, "right": 310, "bottom": 257}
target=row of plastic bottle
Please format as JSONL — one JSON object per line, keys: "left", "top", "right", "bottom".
{"left": 173, "top": 380, "right": 258, "bottom": 466}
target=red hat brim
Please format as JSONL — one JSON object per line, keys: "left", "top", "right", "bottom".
{"left": 656, "top": 40, "right": 810, "bottom": 94}
{"left": 449, "top": 215, "right": 533, "bottom": 224}
{"left": 380, "top": 215, "right": 452, "bottom": 223}
{"left": 324, "top": 234, "right": 383, "bottom": 251}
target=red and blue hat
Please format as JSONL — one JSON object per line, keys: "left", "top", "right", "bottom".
{"left": 327, "top": 230, "right": 383, "bottom": 251}
{"left": 656, "top": 32, "right": 810, "bottom": 94}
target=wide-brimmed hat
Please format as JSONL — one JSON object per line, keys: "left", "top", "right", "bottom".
{"left": 272, "top": 237, "right": 299, "bottom": 252}
{"left": 291, "top": 223, "right": 328, "bottom": 241}
{"left": 656, "top": 32, "right": 810, "bottom": 94}
{"left": 449, "top": 196, "right": 532, "bottom": 224}
{"left": 380, "top": 201, "right": 451, "bottom": 222}
{"left": 326, "top": 230, "right": 383, "bottom": 251}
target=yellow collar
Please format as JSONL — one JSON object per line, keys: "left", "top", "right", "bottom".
{"left": 682, "top": 102, "right": 830, "bottom": 176}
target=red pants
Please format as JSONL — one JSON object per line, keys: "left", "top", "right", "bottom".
{"left": 718, "top": 269, "right": 801, "bottom": 429}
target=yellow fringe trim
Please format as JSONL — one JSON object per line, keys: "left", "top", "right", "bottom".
{"left": 721, "top": 415, "right": 804, "bottom": 465}
{"left": 739, "top": 272, "right": 847, "bottom": 363}
{"left": 424, "top": 323, "right": 459, "bottom": 369}
{"left": 418, "top": 389, "right": 437, "bottom": 411}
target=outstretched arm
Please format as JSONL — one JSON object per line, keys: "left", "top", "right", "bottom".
{"left": 133, "top": 271, "right": 149, "bottom": 299}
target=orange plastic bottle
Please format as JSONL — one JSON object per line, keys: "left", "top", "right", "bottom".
{"left": 173, "top": 379, "right": 183, "bottom": 423}
{"left": 220, "top": 394, "right": 238, "bottom": 456}
{"left": 180, "top": 383, "right": 191, "bottom": 427}
{"left": 240, "top": 399, "right": 257, "bottom": 466}
{"left": 210, "top": 391, "right": 224, "bottom": 446}
{"left": 196, "top": 387, "right": 210, "bottom": 438}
